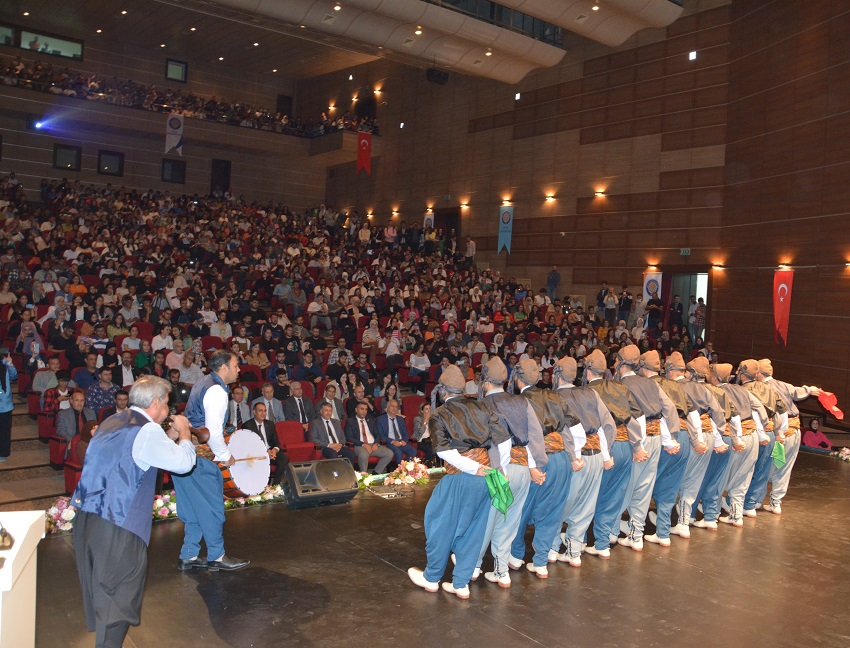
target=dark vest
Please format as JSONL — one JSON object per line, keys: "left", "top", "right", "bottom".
{"left": 185, "top": 372, "right": 226, "bottom": 429}
{"left": 72, "top": 409, "right": 158, "bottom": 544}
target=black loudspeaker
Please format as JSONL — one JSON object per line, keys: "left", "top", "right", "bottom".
{"left": 284, "top": 459, "right": 359, "bottom": 509}
{"left": 426, "top": 68, "right": 449, "bottom": 85}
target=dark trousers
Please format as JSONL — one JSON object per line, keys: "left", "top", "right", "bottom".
{"left": 0, "top": 410, "right": 11, "bottom": 457}
{"left": 74, "top": 511, "right": 147, "bottom": 648}
{"left": 321, "top": 445, "right": 357, "bottom": 465}
{"left": 271, "top": 452, "right": 290, "bottom": 485}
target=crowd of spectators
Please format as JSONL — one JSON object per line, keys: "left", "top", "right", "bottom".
{"left": 1, "top": 55, "right": 379, "bottom": 138}
{"left": 0, "top": 169, "right": 716, "bottom": 471}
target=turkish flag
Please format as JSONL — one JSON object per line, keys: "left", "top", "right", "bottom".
{"left": 773, "top": 269, "right": 794, "bottom": 346}
{"left": 356, "top": 132, "right": 371, "bottom": 175}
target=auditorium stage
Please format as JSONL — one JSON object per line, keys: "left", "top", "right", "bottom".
{"left": 35, "top": 452, "right": 850, "bottom": 648}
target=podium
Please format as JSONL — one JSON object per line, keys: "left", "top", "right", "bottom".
{"left": 0, "top": 511, "right": 46, "bottom": 648}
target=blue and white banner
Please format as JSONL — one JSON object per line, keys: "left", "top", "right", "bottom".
{"left": 497, "top": 205, "right": 513, "bottom": 254}
{"left": 643, "top": 271, "right": 662, "bottom": 302}
{"left": 423, "top": 212, "right": 434, "bottom": 229}
{"left": 165, "top": 113, "right": 184, "bottom": 156}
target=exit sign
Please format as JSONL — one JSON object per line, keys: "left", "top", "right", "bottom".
{"left": 679, "top": 248, "right": 691, "bottom": 256}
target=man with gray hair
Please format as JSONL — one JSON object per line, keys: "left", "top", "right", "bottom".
{"left": 73, "top": 376, "right": 196, "bottom": 648}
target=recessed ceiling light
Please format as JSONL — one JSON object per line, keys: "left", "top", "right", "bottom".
{"left": 334, "top": 3, "right": 341, "bottom": 11}
{"left": 515, "top": 92, "right": 521, "bottom": 100}
{"left": 121, "top": 10, "right": 127, "bottom": 15}
{"left": 399, "top": 122, "right": 404, "bottom": 128}
{"left": 414, "top": 26, "right": 422, "bottom": 35}
{"left": 689, "top": 51, "right": 697, "bottom": 60}
{"left": 160, "top": 43, "right": 166, "bottom": 48}
{"left": 485, "top": 50, "right": 492, "bottom": 56}
{"left": 23, "top": 11, "right": 30, "bottom": 16}
{"left": 299, "top": 25, "right": 306, "bottom": 29}
{"left": 253, "top": 42, "right": 259, "bottom": 47}
{"left": 96, "top": 29, "right": 102, "bottom": 33}
{"left": 348, "top": 74, "right": 353, "bottom": 81}
{"left": 218, "top": 56, "right": 224, "bottom": 61}
{"left": 272, "top": 68, "right": 278, "bottom": 73}
{"left": 190, "top": 27, "right": 196, "bottom": 31}
{"left": 592, "top": 3, "right": 599, "bottom": 10}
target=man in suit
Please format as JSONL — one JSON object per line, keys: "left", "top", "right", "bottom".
{"left": 376, "top": 398, "right": 417, "bottom": 464}
{"left": 227, "top": 385, "right": 251, "bottom": 429}
{"left": 282, "top": 381, "right": 317, "bottom": 433}
{"left": 243, "top": 402, "right": 289, "bottom": 485}
{"left": 309, "top": 402, "right": 357, "bottom": 465}
{"left": 56, "top": 389, "right": 97, "bottom": 455}
{"left": 344, "top": 401, "right": 393, "bottom": 473}
{"left": 252, "top": 382, "right": 285, "bottom": 423}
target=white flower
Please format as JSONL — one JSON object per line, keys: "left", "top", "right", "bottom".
{"left": 250, "top": 495, "right": 262, "bottom": 502}
{"left": 262, "top": 492, "right": 273, "bottom": 501}
{"left": 168, "top": 502, "right": 177, "bottom": 513}
{"left": 48, "top": 507, "right": 59, "bottom": 517}
{"left": 404, "top": 475, "right": 415, "bottom": 484}
{"left": 394, "top": 478, "right": 403, "bottom": 485}
{"left": 61, "top": 509, "right": 76, "bottom": 521}
{"left": 405, "top": 461, "right": 415, "bottom": 471}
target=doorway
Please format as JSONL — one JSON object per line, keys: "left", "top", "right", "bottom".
{"left": 432, "top": 207, "right": 460, "bottom": 255}
{"left": 210, "top": 159, "right": 231, "bottom": 197}
{"left": 662, "top": 272, "right": 708, "bottom": 342}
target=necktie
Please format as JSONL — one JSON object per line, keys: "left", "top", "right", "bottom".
{"left": 77, "top": 411, "right": 83, "bottom": 435}
{"left": 326, "top": 419, "right": 338, "bottom": 444}
{"left": 235, "top": 403, "right": 243, "bottom": 428}
{"left": 359, "top": 419, "right": 368, "bottom": 443}
{"left": 266, "top": 400, "right": 274, "bottom": 423}
{"left": 390, "top": 417, "right": 399, "bottom": 440}
{"left": 297, "top": 398, "right": 307, "bottom": 423}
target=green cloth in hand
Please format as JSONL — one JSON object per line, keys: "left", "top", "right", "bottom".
{"left": 772, "top": 439, "right": 786, "bottom": 468}
{"left": 484, "top": 469, "right": 513, "bottom": 517}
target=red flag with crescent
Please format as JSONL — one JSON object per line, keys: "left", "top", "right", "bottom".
{"left": 357, "top": 132, "right": 372, "bottom": 175}
{"left": 773, "top": 270, "right": 793, "bottom": 346}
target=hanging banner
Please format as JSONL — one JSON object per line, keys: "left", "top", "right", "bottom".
{"left": 423, "top": 212, "right": 434, "bottom": 229}
{"left": 643, "top": 271, "right": 662, "bottom": 302}
{"left": 165, "top": 113, "right": 184, "bottom": 156}
{"left": 356, "top": 132, "right": 372, "bottom": 175}
{"left": 497, "top": 205, "right": 513, "bottom": 254}
{"left": 773, "top": 269, "right": 794, "bottom": 346}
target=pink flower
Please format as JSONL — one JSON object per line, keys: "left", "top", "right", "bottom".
{"left": 157, "top": 506, "right": 170, "bottom": 517}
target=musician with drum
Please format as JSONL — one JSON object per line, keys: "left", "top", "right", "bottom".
{"left": 173, "top": 350, "right": 250, "bottom": 572}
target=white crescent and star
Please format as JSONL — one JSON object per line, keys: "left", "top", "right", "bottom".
{"left": 777, "top": 283, "right": 788, "bottom": 302}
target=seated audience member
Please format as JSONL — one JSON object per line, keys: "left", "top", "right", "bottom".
{"left": 802, "top": 418, "right": 833, "bottom": 451}
{"left": 43, "top": 370, "right": 75, "bottom": 418}
{"left": 319, "top": 383, "right": 344, "bottom": 420}
{"left": 344, "top": 401, "right": 393, "bottom": 474}
{"left": 243, "top": 402, "right": 289, "bottom": 485}
{"left": 309, "top": 403, "right": 357, "bottom": 463}
{"left": 227, "top": 385, "right": 252, "bottom": 429}
{"left": 178, "top": 350, "right": 204, "bottom": 386}
{"left": 252, "top": 382, "right": 286, "bottom": 423}
{"left": 272, "top": 372, "right": 291, "bottom": 401}
{"left": 167, "top": 369, "right": 191, "bottom": 407}
{"left": 412, "top": 402, "right": 434, "bottom": 463}
{"left": 74, "top": 352, "right": 100, "bottom": 390}
{"left": 165, "top": 339, "right": 185, "bottom": 370}
{"left": 85, "top": 367, "right": 119, "bottom": 414}
{"left": 100, "top": 390, "right": 130, "bottom": 421}
{"left": 56, "top": 389, "right": 97, "bottom": 452}
{"left": 376, "top": 398, "right": 417, "bottom": 464}
{"left": 116, "top": 351, "right": 138, "bottom": 388}
{"left": 345, "top": 384, "right": 377, "bottom": 420}
{"left": 282, "top": 380, "right": 317, "bottom": 431}
{"left": 293, "top": 350, "right": 324, "bottom": 384}
{"left": 74, "top": 420, "right": 99, "bottom": 465}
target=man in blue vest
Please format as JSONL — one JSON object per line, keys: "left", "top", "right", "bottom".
{"left": 173, "top": 349, "right": 249, "bottom": 572}
{"left": 73, "top": 375, "right": 196, "bottom": 648}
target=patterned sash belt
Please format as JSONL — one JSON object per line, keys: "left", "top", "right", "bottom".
{"left": 764, "top": 419, "right": 774, "bottom": 432}
{"left": 582, "top": 433, "right": 601, "bottom": 452}
{"left": 196, "top": 443, "right": 215, "bottom": 461}
{"left": 510, "top": 446, "right": 529, "bottom": 466}
{"left": 445, "top": 446, "right": 491, "bottom": 475}
{"left": 679, "top": 418, "right": 689, "bottom": 431}
{"left": 645, "top": 418, "right": 662, "bottom": 436}
{"left": 700, "top": 413, "right": 713, "bottom": 434}
{"left": 544, "top": 431, "right": 565, "bottom": 454}
{"left": 614, "top": 425, "right": 630, "bottom": 442}
{"left": 787, "top": 416, "right": 801, "bottom": 433}
{"left": 740, "top": 418, "right": 757, "bottom": 435}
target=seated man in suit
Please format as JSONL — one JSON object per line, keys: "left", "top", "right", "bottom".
{"left": 56, "top": 389, "right": 97, "bottom": 456}
{"left": 252, "top": 382, "right": 286, "bottom": 423}
{"left": 282, "top": 381, "right": 317, "bottom": 433}
{"left": 309, "top": 402, "right": 357, "bottom": 465}
{"left": 227, "top": 384, "right": 252, "bottom": 430}
{"left": 376, "top": 398, "right": 417, "bottom": 465}
{"left": 243, "top": 402, "right": 289, "bottom": 485}
{"left": 344, "top": 401, "right": 393, "bottom": 474}
{"left": 99, "top": 390, "right": 129, "bottom": 421}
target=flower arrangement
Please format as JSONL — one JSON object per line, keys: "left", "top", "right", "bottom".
{"left": 46, "top": 497, "right": 76, "bottom": 533}
{"left": 223, "top": 484, "right": 286, "bottom": 509}
{"left": 384, "top": 458, "right": 430, "bottom": 487}
{"left": 831, "top": 447, "right": 850, "bottom": 462}
{"left": 153, "top": 490, "right": 179, "bottom": 520}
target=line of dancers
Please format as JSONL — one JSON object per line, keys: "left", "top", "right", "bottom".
{"left": 408, "top": 348, "right": 820, "bottom": 599}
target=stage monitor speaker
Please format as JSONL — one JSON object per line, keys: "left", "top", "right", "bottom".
{"left": 284, "top": 459, "right": 359, "bottom": 509}
{"left": 426, "top": 68, "right": 449, "bottom": 85}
